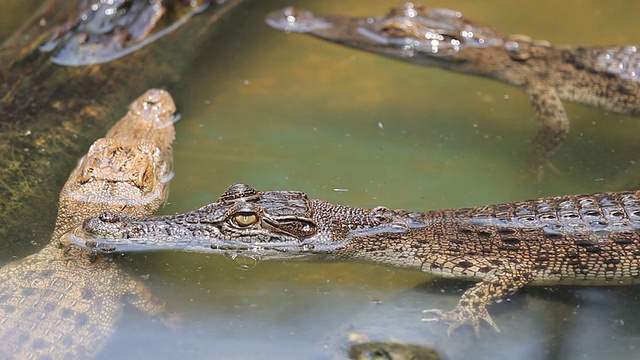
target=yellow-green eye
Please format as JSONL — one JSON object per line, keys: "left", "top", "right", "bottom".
{"left": 235, "top": 213, "right": 257, "bottom": 227}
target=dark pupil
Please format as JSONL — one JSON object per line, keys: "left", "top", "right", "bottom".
{"left": 235, "top": 213, "right": 257, "bottom": 226}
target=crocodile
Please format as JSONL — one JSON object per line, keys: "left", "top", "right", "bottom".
{"left": 0, "top": 89, "right": 175, "bottom": 358}
{"left": 69, "top": 182, "right": 640, "bottom": 335}
{"left": 265, "top": 3, "right": 640, "bottom": 177}
{"left": 0, "top": 0, "right": 241, "bottom": 254}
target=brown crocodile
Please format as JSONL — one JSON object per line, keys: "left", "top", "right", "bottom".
{"left": 0, "top": 88, "right": 175, "bottom": 358}
{"left": 0, "top": 0, "right": 241, "bottom": 255}
{"left": 265, "top": 3, "right": 640, "bottom": 177}
{"left": 69, "top": 182, "right": 640, "bottom": 335}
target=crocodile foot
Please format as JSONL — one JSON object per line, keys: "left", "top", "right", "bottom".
{"left": 519, "top": 158, "right": 563, "bottom": 183}
{"left": 421, "top": 306, "right": 499, "bottom": 336}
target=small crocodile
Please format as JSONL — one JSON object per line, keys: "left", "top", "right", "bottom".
{"left": 265, "top": 3, "right": 640, "bottom": 176}
{"left": 69, "top": 182, "right": 640, "bottom": 335}
{"left": 0, "top": 89, "right": 175, "bottom": 358}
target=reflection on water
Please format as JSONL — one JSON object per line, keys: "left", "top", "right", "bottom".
{"left": 8, "top": 0, "right": 640, "bottom": 359}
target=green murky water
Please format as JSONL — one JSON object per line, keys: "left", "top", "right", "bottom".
{"left": 7, "top": 0, "right": 640, "bottom": 359}
{"left": 0, "top": 1, "right": 40, "bottom": 41}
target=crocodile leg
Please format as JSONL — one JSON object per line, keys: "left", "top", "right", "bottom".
{"left": 421, "top": 257, "right": 534, "bottom": 336}
{"left": 122, "top": 273, "right": 179, "bottom": 329}
{"left": 525, "top": 84, "right": 570, "bottom": 180}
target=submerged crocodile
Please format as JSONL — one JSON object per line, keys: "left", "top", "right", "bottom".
{"left": 70, "top": 182, "right": 640, "bottom": 335}
{"left": 0, "top": 89, "right": 175, "bottom": 358}
{"left": 265, "top": 3, "right": 640, "bottom": 176}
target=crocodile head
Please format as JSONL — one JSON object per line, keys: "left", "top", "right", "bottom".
{"left": 65, "top": 137, "right": 172, "bottom": 209}
{"left": 66, "top": 183, "right": 319, "bottom": 257}
{"left": 66, "top": 183, "right": 425, "bottom": 259}
{"left": 55, "top": 89, "right": 175, "bottom": 241}
{"left": 265, "top": 2, "right": 504, "bottom": 66}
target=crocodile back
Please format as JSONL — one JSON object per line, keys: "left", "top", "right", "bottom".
{"left": 336, "top": 191, "right": 640, "bottom": 285}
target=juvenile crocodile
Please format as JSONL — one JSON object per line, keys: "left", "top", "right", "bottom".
{"left": 265, "top": 3, "right": 640, "bottom": 176}
{"left": 0, "top": 89, "right": 175, "bottom": 358}
{"left": 69, "top": 182, "right": 640, "bottom": 335}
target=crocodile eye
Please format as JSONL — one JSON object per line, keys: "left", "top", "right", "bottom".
{"left": 234, "top": 213, "right": 257, "bottom": 227}
{"left": 380, "top": 24, "right": 410, "bottom": 38}
{"left": 99, "top": 211, "right": 120, "bottom": 223}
